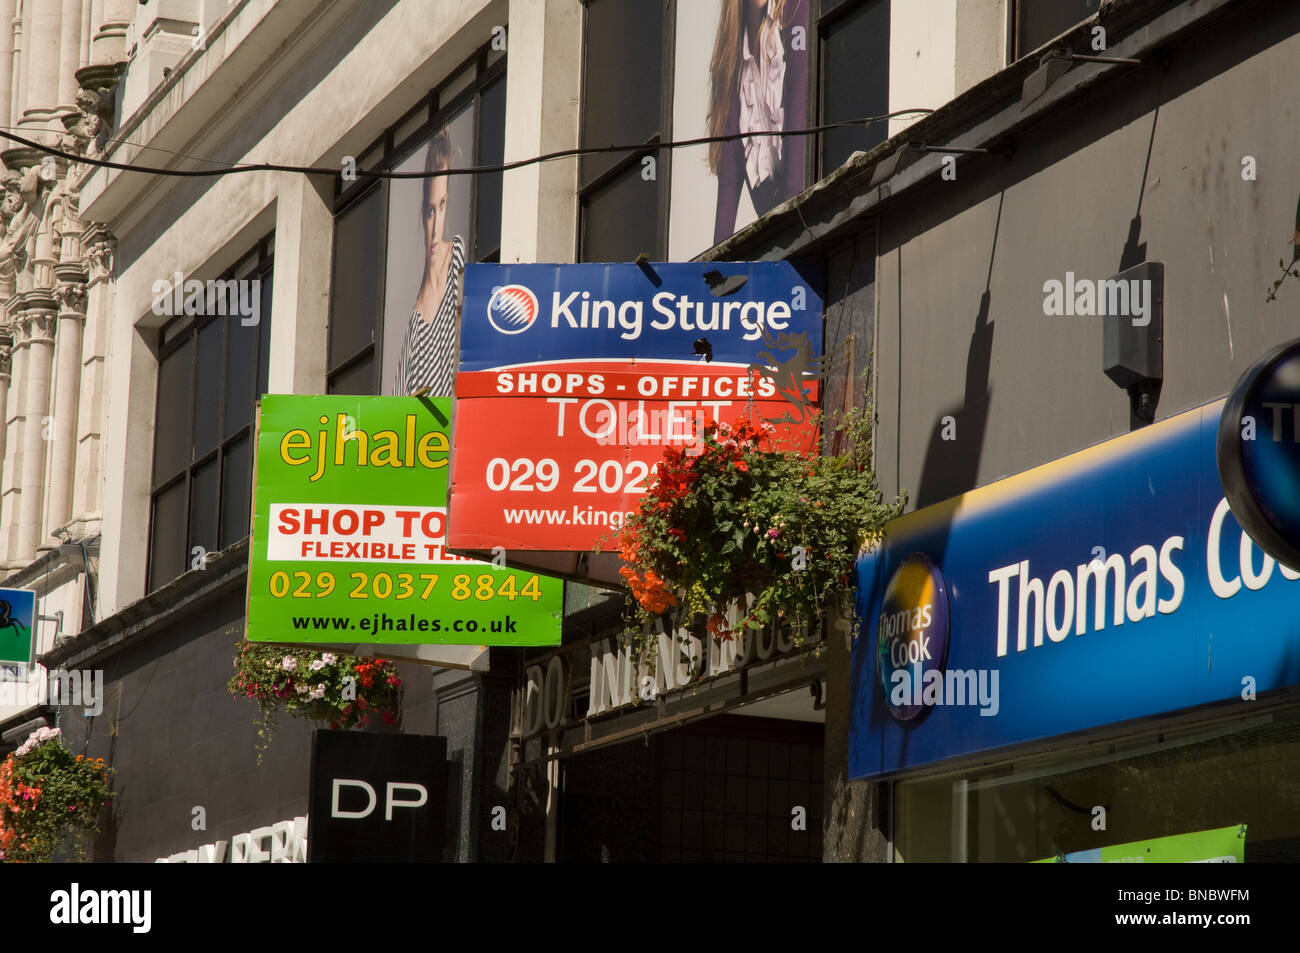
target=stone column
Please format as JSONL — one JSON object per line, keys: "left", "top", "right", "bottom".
{"left": 16, "top": 304, "right": 55, "bottom": 560}
{"left": 90, "top": 0, "right": 133, "bottom": 66}
{"left": 0, "top": 328, "right": 11, "bottom": 524}
{"left": 0, "top": 0, "right": 16, "bottom": 131}
{"left": 46, "top": 279, "right": 85, "bottom": 541}
{"left": 58, "top": 0, "right": 86, "bottom": 108}
{"left": 267, "top": 172, "right": 331, "bottom": 394}
{"left": 69, "top": 230, "right": 111, "bottom": 537}
{"left": 1, "top": 312, "right": 28, "bottom": 564}
{"left": 8, "top": 0, "right": 21, "bottom": 125}
{"left": 18, "top": 1, "right": 63, "bottom": 140}
{"left": 500, "top": 0, "right": 583, "bottom": 264}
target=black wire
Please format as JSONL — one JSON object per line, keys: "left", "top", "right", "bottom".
{"left": 0, "top": 109, "right": 935, "bottom": 182}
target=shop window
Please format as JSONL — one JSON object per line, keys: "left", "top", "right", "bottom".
{"left": 818, "top": 0, "right": 890, "bottom": 177}
{"left": 1010, "top": 0, "right": 1102, "bottom": 61}
{"left": 578, "top": 0, "right": 665, "bottom": 262}
{"left": 895, "top": 712, "right": 1300, "bottom": 862}
{"left": 326, "top": 187, "right": 383, "bottom": 394}
{"left": 147, "top": 238, "right": 273, "bottom": 592}
{"left": 326, "top": 43, "right": 506, "bottom": 396}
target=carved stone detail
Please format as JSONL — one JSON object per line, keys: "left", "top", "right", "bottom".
{"left": 53, "top": 283, "right": 87, "bottom": 315}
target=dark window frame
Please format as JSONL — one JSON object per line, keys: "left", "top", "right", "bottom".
{"left": 326, "top": 43, "right": 507, "bottom": 395}
{"left": 1008, "top": 0, "right": 1103, "bottom": 63}
{"left": 814, "top": 0, "right": 891, "bottom": 180}
{"left": 576, "top": 0, "right": 675, "bottom": 263}
{"left": 146, "top": 236, "right": 274, "bottom": 592}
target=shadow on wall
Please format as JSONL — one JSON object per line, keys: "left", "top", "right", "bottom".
{"left": 910, "top": 192, "right": 1001, "bottom": 518}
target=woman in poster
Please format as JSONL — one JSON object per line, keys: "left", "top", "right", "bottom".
{"left": 706, "top": 0, "right": 808, "bottom": 246}
{"left": 392, "top": 126, "right": 466, "bottom": 397}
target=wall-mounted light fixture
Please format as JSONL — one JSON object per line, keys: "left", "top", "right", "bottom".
{"left": 1102, "top": 261, "right": 1164, "bottom": 424}
{"left": 1021, "top": 48, "right": 1145, "bottom": 108}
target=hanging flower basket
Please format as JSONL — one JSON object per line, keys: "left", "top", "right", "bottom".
{"left": 609, "top": 406, "right": 903, "bottom": 648}
{"left": 228, "top": 644, "right": 402, "bottom": 763}
{"left": 0, "top": 727, "right": 113, "bottom": 863}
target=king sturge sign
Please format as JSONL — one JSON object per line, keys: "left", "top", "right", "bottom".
{"left": 448, "top": 262, "right": 824, "bottom": 553}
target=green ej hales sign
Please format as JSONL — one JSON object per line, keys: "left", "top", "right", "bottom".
{"left": 247, "top": 395, "right": 562, "bottom": 646}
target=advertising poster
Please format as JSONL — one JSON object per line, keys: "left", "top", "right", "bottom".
{"left": 1033, "top": 825, "right": 1247, "bottom": 863}
{"left": 850, "top": 400, "right": 1300, "bottom": 780}
{"left": 449, "top": 261, "right": 823, "bottom": 553}
{"left": 669, "top": 0, "right": 810, "bottom": 260}
{"left": 247, "top": 395, "right": 562, "bottom": 647}
{"left": 382, "top": 105, "right": 476, "bottom": 398}
{"left": 0, "top": 586, "right": 35, "bottom": 667}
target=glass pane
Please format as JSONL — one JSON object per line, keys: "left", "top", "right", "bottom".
{"left": 1017, "top": 0, "right": 1101, "bottom": 57}
{"left": 328, "top": 187, "right": 383, "bottom": 369}
{"left": 220, "top": 436, "right": 252, "bottom": 548}
{"left": 192, "top": 318, "right": 222, "bottom": 460}
{"left": 821, "top": 0, "right": 890, "bottom": 176}
{"left": 581, "top": 0, "right": 662, "bottom": 187}
{"left": 226, "top": 309, "right": 255, "bottom": 441}
{"left": 188, "top": 459, "right": 218, "bottom": 557}
{"left": 153, "top": 339, "right": 192, "bottom": 485}
{"left": 258, "top": 270, "right": 273, "bottom": 397}
{"left": 328, "top": 353, "right": 374, "bottom": 395}
{"left": 897, "top": 713, "right": 1300, "bottom": 862}
{"left": 580, "top": 160, "right": 659, "bottom": 262}
{"left": 438, "top": 63, "right": 477, "bottom": 110}
{"left": 475, "top": 76, "right": 506, "bottom": 261}
{"left": 148, "top": 479, "right": 187, "bottom": 591}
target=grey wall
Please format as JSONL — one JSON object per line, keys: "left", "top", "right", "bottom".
{"left": 876, "top": 1, "right": 1300, "bottom": 508}
{"left": 65, "top": 593, "right": 315, "bottom": 862}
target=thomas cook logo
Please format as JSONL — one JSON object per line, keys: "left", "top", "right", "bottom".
{"left": 486, "top": 285, "right": 539, "bottom": 335}
{"left": 876, "top": 553, "right": 951, "bottom": 723}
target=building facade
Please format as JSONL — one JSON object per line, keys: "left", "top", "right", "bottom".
{"left": 0, "top": 0, "right": 1294, "bottom": 863}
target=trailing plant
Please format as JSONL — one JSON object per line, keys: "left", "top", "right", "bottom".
{"left": 609, "top": 405, "right": 903, "bottom": 651}
{"left": 228, "top": 644, "right": 402, "bottom": 763}
{"left": 0, "top": 727, "right": 113, "bottom": 863}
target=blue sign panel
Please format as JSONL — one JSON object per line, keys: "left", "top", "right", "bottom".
{"left": 460, "top": 262, "right": 823, "bottom": 371}
{"left": 850, "top": 400, "right": 1300, "bottom": 780}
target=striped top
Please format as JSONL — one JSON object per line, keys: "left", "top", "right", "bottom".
{"left": 393, "top": 235, "right": 465, "bottom": 397}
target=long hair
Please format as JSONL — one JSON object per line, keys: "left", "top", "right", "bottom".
{"left": 706, "top": 0, "right": 786, "bottom": 174}
{"left": 421, "top": 127, "right": 452, "bottom": 220}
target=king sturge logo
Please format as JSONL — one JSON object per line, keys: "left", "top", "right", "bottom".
{"left": 486, "top": 285, "right": 539, "bottom": 335}
{"left": 483, "top": 283, "right": 802, "bottom": 342}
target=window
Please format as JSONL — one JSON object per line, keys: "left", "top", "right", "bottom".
{"left": 1010, "top": 0, "right": 1102, "bottom": 61}
{"left": 326, "top": 43, "right": 506, "bottom": 395}
{"left": 148, "top": 238, "right": 273, "bottom": 591}
{"left": 818, "top": 0, "right": 890, "bottom": 177}
{"left": 579, "top": 0, "right": 667, "bottom": 262}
